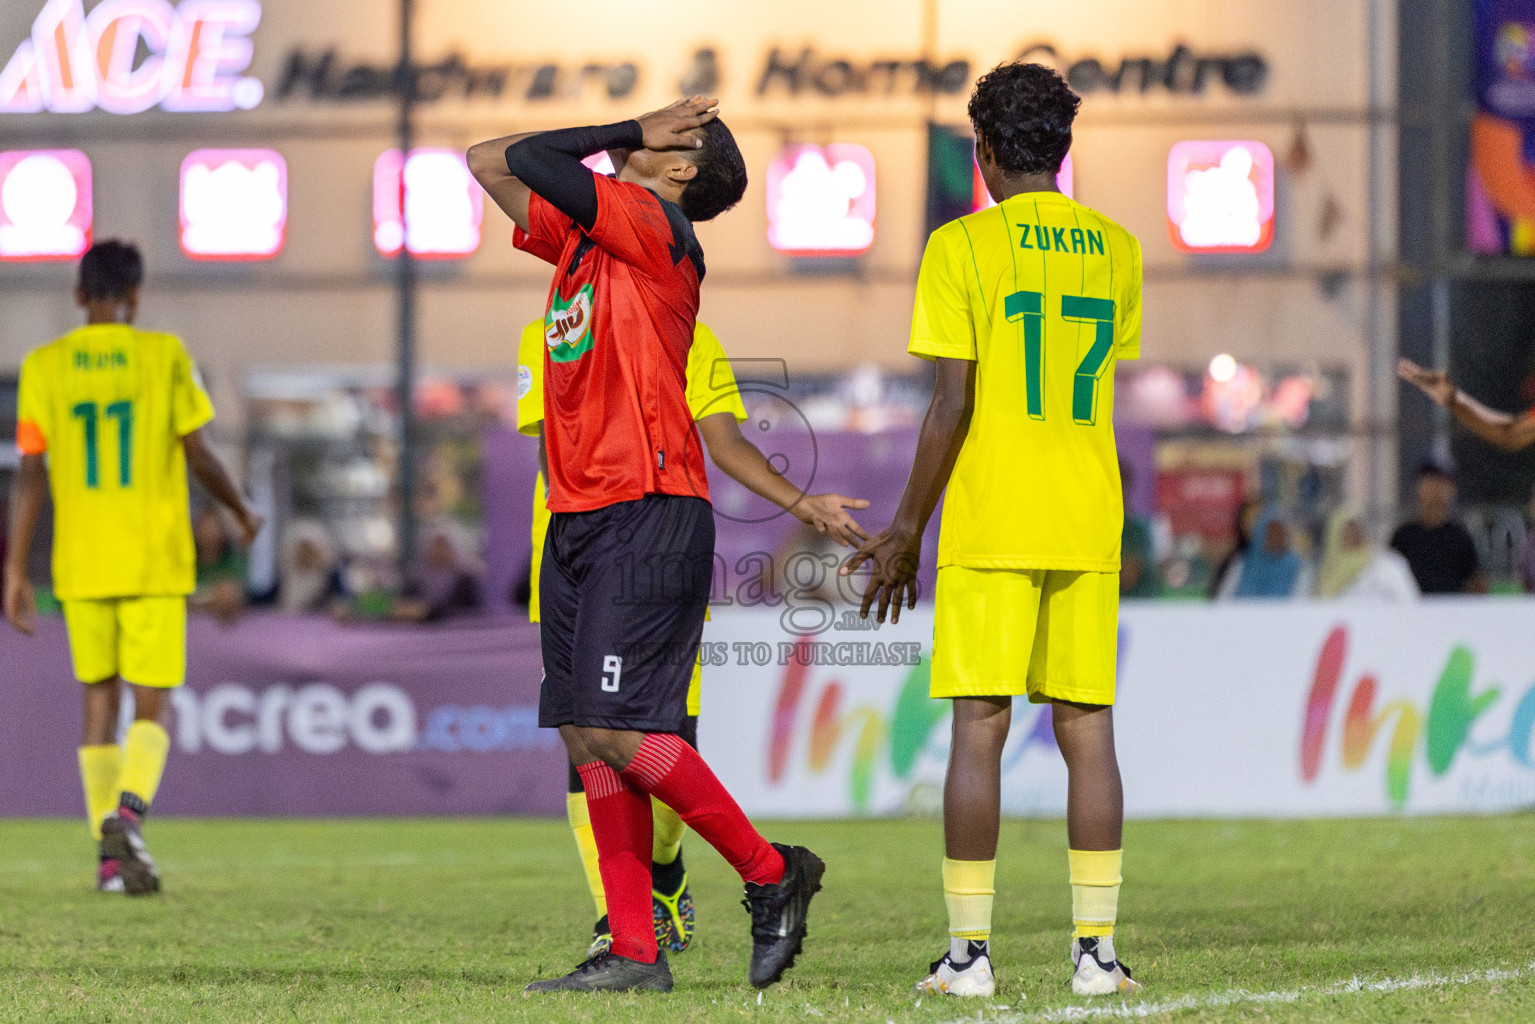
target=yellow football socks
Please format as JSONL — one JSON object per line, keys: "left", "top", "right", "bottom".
{"left": 78, "top": 745, "right": 122, "bottom": 841}
{"left": 651, "top": 798, "right": 686, "bottom": 867}
{"left": 942, "top": 857, "right": 996, "bottom": 941}
{"left": 117, "top": 721, "right": 171, "bottom": 807}
{"left": 566, "top": 792, "right": 607, "bottom": 917}
{"left": 1069, "top": 848, "right": 1123, "bottom": 939}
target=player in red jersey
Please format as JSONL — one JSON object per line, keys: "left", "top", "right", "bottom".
{"left": 469, "top": 97, "right": 824, "bottom": 994}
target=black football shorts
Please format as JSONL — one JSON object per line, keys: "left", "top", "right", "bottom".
{"left": 539, "top": 493, "right": 713, "bottom": 733}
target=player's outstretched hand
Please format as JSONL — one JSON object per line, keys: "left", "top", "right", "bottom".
{"left": 840, "top": 526, "right": 921, "bottom": 624}
{"left": 796, "top": 493, "right": 872, "bottom": 548}
{"left": 1398, "top": 358, "right": 1455, "bottom": 407}
{"left": 636, "top": 95, "right": 718, "bottom": 151}
{"left": 3, "top": 569, "right": 36, "bottom": 637}
{"left": 234, "top": 509, "right": 266, "bottom": 548}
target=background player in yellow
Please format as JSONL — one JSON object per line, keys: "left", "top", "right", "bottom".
{"left": 518, "top": 316, "right": 869, "bottom": 958}
{"left": 844, "top": 64, "right": 1144, "bottom": 999}
{"left": 4, "top": 241, "right": 263, "bottom": 896}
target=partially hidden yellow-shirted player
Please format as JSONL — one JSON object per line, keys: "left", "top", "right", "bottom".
{"left": 517, "top": 316, "right": 868, "bottom": 958}
{"left": 845, "top": 64, "right": 1145, "bottom": 999}
{"left": 4, "top": 241, "right": 263, "bottom": 896}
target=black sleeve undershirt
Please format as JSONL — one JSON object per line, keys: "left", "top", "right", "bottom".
{"left": 505, "top": 121, "right": 644, "bottom": 232}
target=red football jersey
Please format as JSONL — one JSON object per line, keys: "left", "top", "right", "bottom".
{"left": 515, "top": 175, "right": 711, "bottom": 513}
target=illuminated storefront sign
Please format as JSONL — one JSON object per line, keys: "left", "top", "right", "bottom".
{"left": 372, "top": 148, "right": 483, "bottom": 259}
{"left": 0, "top": 10, "right": 1271, "bottom": 116}
{"left": 758, "top": 43, "right": 1266, "bottom": 99}
{"left": 0, "top": 0, "right": 264, "bottom": 114}
{"left": 0, "top": 149, "right": 91, "bottom": 261}
{"left": 1018, "top": 42, "right": 1267, "bottom": 97}
{"left": 1166, "top": 140, "right": 1275, "bottom": 253}
{"left": 582, "top": 151, "right": 615, "bottom": 175}
{"left": 767, "top": 143, "right": 876, "bottom": 257}
{"left": 277, "top": 48, "right": 640, "bottom": 105}
{"left": 972, "top": 152, "right": 1073, "bottom": 210}
{"left": 180, "top": 148, "right": 285, "bottom": 260}
{"left": 272, "top": 42, "right": 1270, "bottom": 108}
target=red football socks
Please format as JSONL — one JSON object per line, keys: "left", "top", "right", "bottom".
{"left": 622, "top": 733, "right": 785, "bottom": 886}
{"left": 575, "top": 761, "right": 657, "bottom": 964}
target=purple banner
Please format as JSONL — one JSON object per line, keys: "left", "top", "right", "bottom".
{"left": 0, "top": 612, "right": 564, "bottom": 817}
{"left": 482, "top": 424, "right": 540, "bottom": 615}
{"left": 484, "top": 421, "right": 1157, "bottom": 611}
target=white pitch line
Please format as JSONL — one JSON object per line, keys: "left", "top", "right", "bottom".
{"left": 940, "top": 963, "right": 1535, "bottom": 1023}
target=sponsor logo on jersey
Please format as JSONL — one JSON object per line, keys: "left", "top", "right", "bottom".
{"left": 517, "top": 364, "right": 532, "bottom": 399}
{"left": 545, "top": 284, "right": 595, "bottom": 363}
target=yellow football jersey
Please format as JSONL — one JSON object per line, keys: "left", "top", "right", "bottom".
{"left": 516, "top": 318, "right": 748, "bottom": 622}
{"left": 910, "top": 191, "right": 1142, "bottom": 571}
{"left": 16, "top": 325, "right": 215, "bottom": 600}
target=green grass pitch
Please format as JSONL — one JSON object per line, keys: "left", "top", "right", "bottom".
{"left": 2, "top": 815, "right": 1534, "bottom": 1022}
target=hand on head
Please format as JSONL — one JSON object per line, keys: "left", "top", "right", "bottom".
{"left": 636, "top": 95, "right": 719, "bottom": 152}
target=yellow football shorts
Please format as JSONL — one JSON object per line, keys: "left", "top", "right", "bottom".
{"left": 685, "top": 654, "right": 703, "bottom": 717}
{"left": 61, "top": 596, "right": 187, "bottom": 688}
{"left": 930, "top": 566, "right": 1119, "bottom": 705}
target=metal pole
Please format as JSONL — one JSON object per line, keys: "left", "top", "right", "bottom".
{"left": 1364, "top": 0, "right": 1390, "bottom": 523}
{"left": 1426, "top": 0, "right": 1455, "bottom": 470}
{"left": 395, "top": 0, "right": 418, "bottom": 586}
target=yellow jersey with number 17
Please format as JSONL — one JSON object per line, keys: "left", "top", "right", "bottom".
{"left": 15, "top": 324, "right": 215, "bottom": 601}
{"left": 909, "top": 190, "right": 1142, "bottom": 571}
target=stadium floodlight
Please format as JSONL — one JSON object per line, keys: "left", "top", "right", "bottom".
{"left": 1167, "top": 140, "right": 1275, "bottom": 253}
{"left": 767, "top": 143, "right": 877, "bottom": 257}
{"left": 0, "top": 149, "right": 91, "bottom": 261}
{"left": 372, "top": 147, "right": 483, "bottom": 259}
{"left": 179, "top": 148, "right": 286, "bottom": 260}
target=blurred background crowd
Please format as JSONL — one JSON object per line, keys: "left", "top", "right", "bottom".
{"left": 4, "top": 0, "right": 1535, "bottom": 622}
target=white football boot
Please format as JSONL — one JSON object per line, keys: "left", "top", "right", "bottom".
{"left": 1070, "top": 935, "right": 1141, "bottom": 996}
{"left": 915, "top": 940, "right": 996, "bottom": 998}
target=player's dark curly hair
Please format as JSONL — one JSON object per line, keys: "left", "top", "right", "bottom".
{"left": 679, "top": 117, "right": 747, "bottom": 222}
{"left": 77, "top": 239, "right": 144, "bottom": 301}
{"left": 968, "top": 62, "right": 1080, "bottom": 176}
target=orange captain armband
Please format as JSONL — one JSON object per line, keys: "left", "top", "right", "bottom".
{"left": 16, "top": 419, "right": 46, "bottom": 455}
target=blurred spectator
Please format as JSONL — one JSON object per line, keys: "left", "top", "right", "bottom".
{"left": 191, "top": 506, "right": 247, "bottom": 624}
{"left": 279, "top": 520, "right": 346, "bottom": 614}
{"left": 1120, "top": 463, "right": 1162, "bottom": 599}
{"left": 773, "top": 522, "right": 846, "bottom": 606}
{"left": 392, "top": 528, "right": 482, "bottom": 622}
{"left": 1521, "top": 482, "right": 1535, "bottom": 593}
{"left": 1390, "top": 463, "right": 1487, "bottom": 595}
{"left": 1315, "top": 509, "right": 1419, "bottom": 602}
{"left": 1209, "top": 497, "right": 1261, "bottom": 599}
{"left": 1216, "top": 509, "right": 1312, "bottom": 600}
